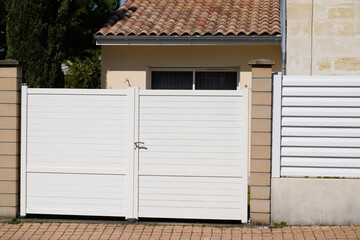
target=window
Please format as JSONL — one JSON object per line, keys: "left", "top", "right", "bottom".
{"left": 151, "top": 68, "right": 238, "bottom": 90}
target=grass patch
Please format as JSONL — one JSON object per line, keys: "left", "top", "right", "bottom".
{"left": 8, "top": 218, "right": 20, "bottom": 224}
{"left": 143, "top": 222, "right": 157, "bottom": 226}
{"left": 272, "top": 221, "right": 287, "bottom": 228}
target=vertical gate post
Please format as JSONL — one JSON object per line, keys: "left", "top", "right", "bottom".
{"left": 20, "top": 84, "right": 27, "bottom": 217}
{"left": 248, "top": 59, "right": 275, "bottom": 225}
{"left": 272, "top": 73, "right": 282, "bottom": 178}
{"left": 0, "top": 60, "right": 22, "bottom": 218}
{"left": 126, "top": 87, "right": 139, "bottom": 221}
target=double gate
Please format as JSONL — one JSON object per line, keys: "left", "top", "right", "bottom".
{"left": 21, "top": 87, "right": 248, "bottom": 221}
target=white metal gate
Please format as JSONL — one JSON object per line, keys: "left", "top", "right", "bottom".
{"left": 21, "top": 87, "right": 248, "bottom": 221}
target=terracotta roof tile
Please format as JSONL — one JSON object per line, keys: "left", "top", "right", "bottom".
{"left": 96, "top": 0, "right": 281, "bottom": 36}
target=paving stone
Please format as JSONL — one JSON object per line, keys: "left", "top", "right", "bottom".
{"left": 0, "top": 223, "right": 359, "bottom": 239}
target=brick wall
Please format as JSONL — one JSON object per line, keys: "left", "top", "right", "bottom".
{"left": 248, "top": 59, "right": 274, "bottom": 225}
{"left": 0, "top": 60, "right": 22, "bottom": 217}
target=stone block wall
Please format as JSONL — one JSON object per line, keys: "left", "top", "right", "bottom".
{"left": 287, "top": 0, "right": 360, "bottom": 75}
{"left": 0, "top": 60, "right": 22, "bottom": 217}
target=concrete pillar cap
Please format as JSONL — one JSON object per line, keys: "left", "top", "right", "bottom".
{"left": 248, "top": 59, "right": 275, "bottom": 66}
{"left": 0, "top": 60, "right": 20, "bottom": 67}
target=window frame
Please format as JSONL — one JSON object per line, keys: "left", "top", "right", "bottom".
{"left": 149, "top": 67, "right": 240, "bottom": 90}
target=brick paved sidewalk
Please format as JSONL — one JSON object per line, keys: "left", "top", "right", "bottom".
{"left": 0, "top": 223, "right": 360, "bottom": 240}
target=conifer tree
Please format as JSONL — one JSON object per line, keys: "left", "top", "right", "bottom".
{"left": 6, "top": 0, "right": 119, "bottom": 88}
{"left": 6, "top": 1, "right": 67, "bottom": 87}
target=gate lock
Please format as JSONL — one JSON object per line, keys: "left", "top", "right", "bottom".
{"left": 134, "top": 141, "right": 148, "bottom": 150}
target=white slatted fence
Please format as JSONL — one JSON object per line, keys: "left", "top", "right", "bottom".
{"left": 272, "top": 75, "right": 360, "bottom": 178}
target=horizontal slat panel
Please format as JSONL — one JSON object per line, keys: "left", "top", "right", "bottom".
{"left": 282, "top": 127, "right": 360, "bottom": 137}
{"left": 29, "top": 95, "right": 126, "bottom": 107}
{"left": 139, "top": 207, "right": 243, "bottom": 220}
{"left": 282, "top": 137, "right": 360, "bottom": 147}
{"left": 28, "top": 196, "right": 125, "bottom": 205}
{"left": 27, "top": 150, "right": 126, "bottom": 158}
{"left": 283, "top": 87, "right": 360, "bottom": 97}
{"left": 28, "top": 88, "right": 128, "bottom": 95}
{"left": 28, "top": 112, "right": 126, "bottom": 120}
{"left": 28, "top": 131, "right": 123, "bottom": 138}
{"left": 140, "top": 193, "right": 242, "bottom": 202}
{"left": 140, "top": 101, "right": 242, "bottom": 108}
{"left": 282, "top": 76, "right": 360, "bottom": 86}
{"left": 27, "top": 173, "right": 125, "bottom": 185}
{"left": 141, "top": 139, "right": 242, "bottom": 147}
{"left": 281, "top": 167, "right": 360, "bottom": 177}
{"left": 28, "top": 136, "right": 126, "bottom": 145}
{"left": 27, "top": 155, "right": 123, "bottom": 163}
{"left": 140, "top": 108, "right": 242, "bottom": 115}
{"left": 140, "top": 151, "right": 243, "bottom": 159}
{"left": 282, "top": 97, "right": 360, "bottom": 107}
{"left": 28, "top": 143, "right": 126, "bottom": 151}
{"left": 140, "top": 177, "right": 242, "bottom": 189}
{"left": 140, "top": 200, "right": 241, "bottom": 209}
{"left": 138, "top": 145, "right": 242, "bottom": 153}
{"left": 140, "top": 120, "right": 243, "bottom": 128}
{"left": 282, "top": 117, "right": 360, "bottom": 127}
{"left": 282, "top": 157, "right": 360, "bottom": 168}
{"left": 27, "top": 173, "right": 126, "bottom": 216}
{"left": 28, "top": 106, "right": 126, "bottom": 114}
{"left": 138, "top": 176, "right": 243, "bottom": 220}
{"left": 28, "top": 118, "right": 125, "bottom": 126}
{"left": 140, "top": 126, "right": 243, "bottom": 134}
{"left": 282, "top": 147, "right": 360, "bottom": 158}
{"left": 26, "top": 207, "right": 125, "bottom": 217}
{"left": 141, "top": 132, "right": 243, "bottom": 140}
{"left": 27, "top": 166, "right": 126, "bottom": 175}
{"left": 28, "top": 125, "right": 125, "bottom": 132}
{"left": 282, "top": 107, "right": 360, "bottom": 117}
{"left": 139, "top": 165, "right": 242, "bottom": 177}
{"left": 140, "top": 158, "right": 242, "bottom": 165}
{"left": 141, "top": 114, "right": 243, "bottom": 121}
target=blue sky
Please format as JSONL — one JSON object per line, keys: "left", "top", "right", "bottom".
{"left": 120, "top": 0, "right": 126, "bottom": 5}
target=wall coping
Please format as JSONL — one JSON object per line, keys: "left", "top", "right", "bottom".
{"left": 0, "top": 60, "right": 20, "bottom": 67}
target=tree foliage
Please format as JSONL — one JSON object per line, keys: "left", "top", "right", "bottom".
{"left": 64, "top": 49, "right": 101, "bottom": 89}
{"left": 5, "top": 0, "right": 119, "bottom": 88}
{"left": 0, "top": 0, "right": 9, "bottom": 59}
{"left": 64, "top": 0, "right": 119, "bottom": 59}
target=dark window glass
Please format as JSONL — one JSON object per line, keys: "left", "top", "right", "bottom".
{"left": 151, "top": 71, "right": 193, "bottom": 90}
{"left": 195, "top": 72, "right": 237, "bottom": 90}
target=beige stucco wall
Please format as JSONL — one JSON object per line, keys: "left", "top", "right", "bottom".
{"left": 272, "top": 178, "right": 360, "bottom": 225}
{"left": 287, "top": 0, "right": 360, "bottom": 75}
{"left": 101, "top": 45, "right": 281, "bottom": 89}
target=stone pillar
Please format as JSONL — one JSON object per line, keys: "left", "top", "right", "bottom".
{"left": 248, "top": 59, "right": 274, "bottom": 225}
{"left": 0, "top": 60, "right": 22, "bottom": 217}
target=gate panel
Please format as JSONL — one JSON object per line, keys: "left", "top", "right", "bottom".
{"left": 137, "top": 90, "right": 248, "bottom": 221}
{"left": 22, "top": 88, "right": 129, "bottom": 217}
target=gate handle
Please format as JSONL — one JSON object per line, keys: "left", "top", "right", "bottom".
{"left": 134, "top": 142, "right": 147, "bottom": 150}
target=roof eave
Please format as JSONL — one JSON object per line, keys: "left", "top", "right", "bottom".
{"left": 94, "top": 34, "right": 282, "bottom": 46}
